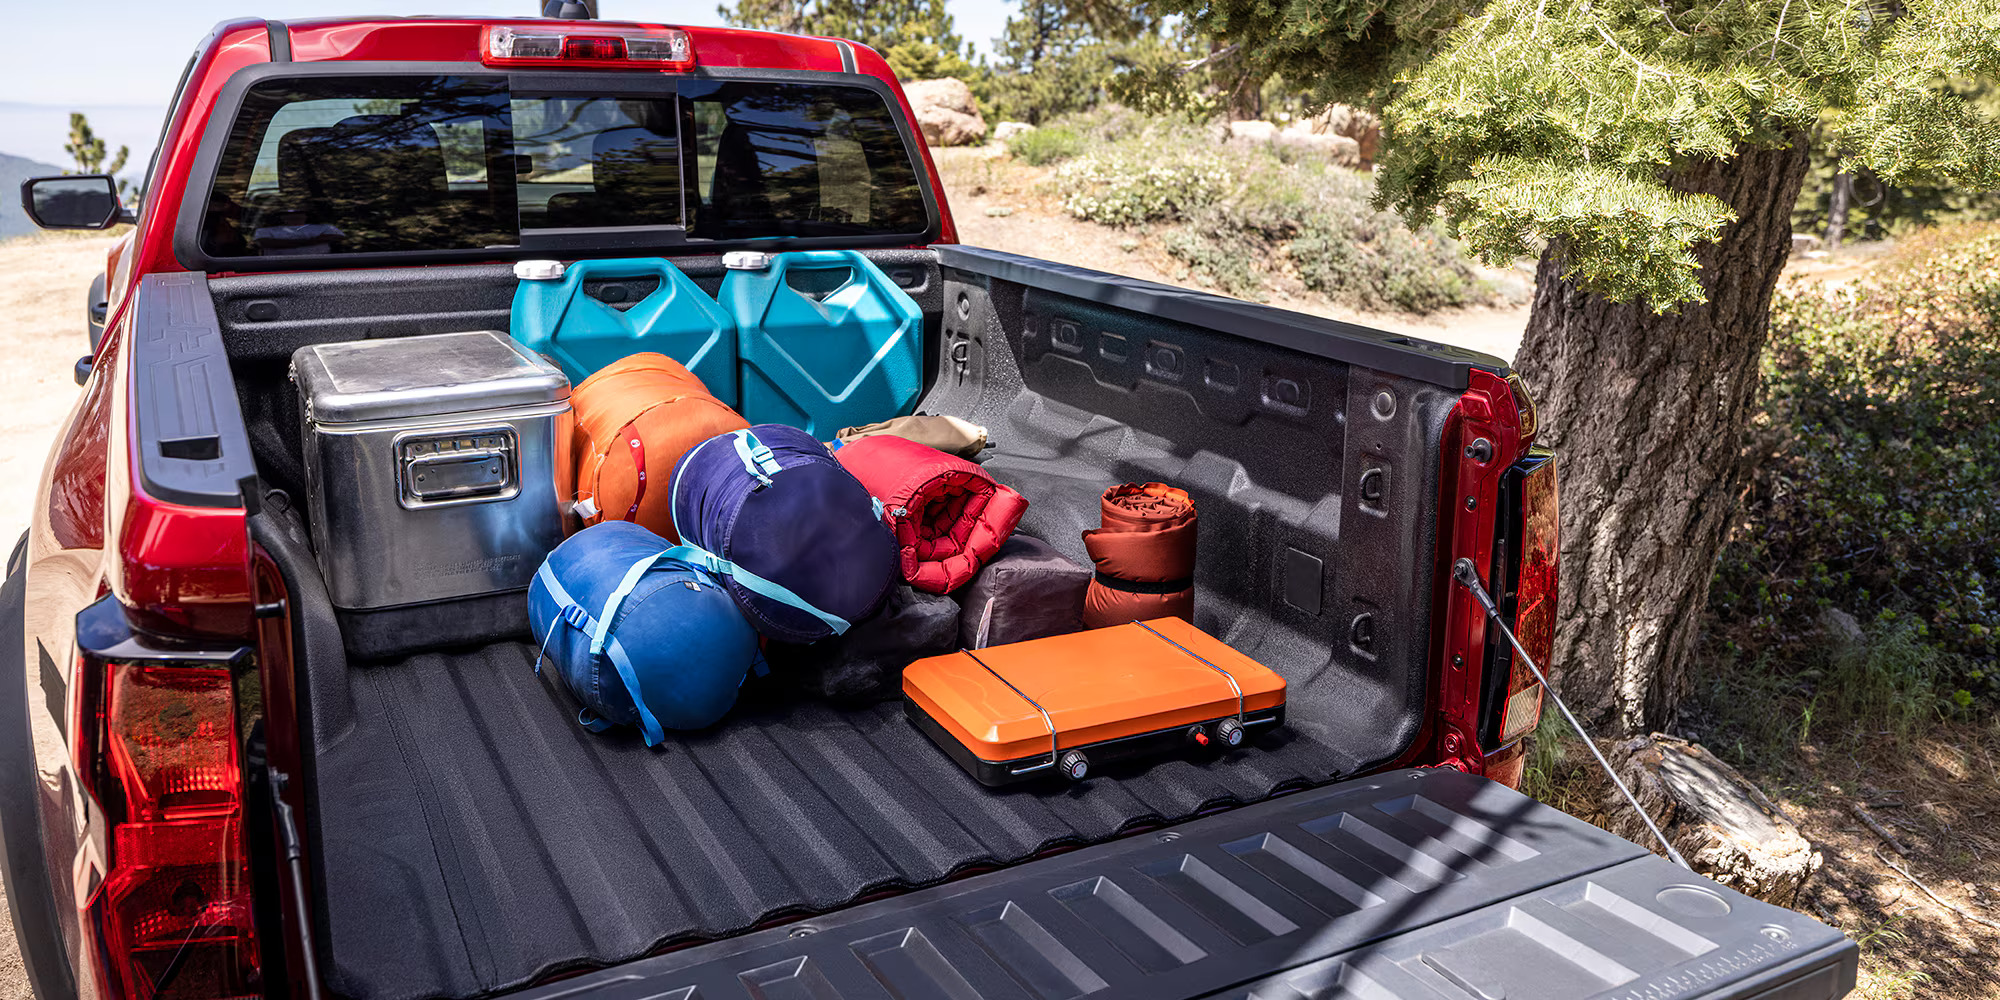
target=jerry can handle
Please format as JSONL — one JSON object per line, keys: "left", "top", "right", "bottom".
{"left": 560, "top": 257, "right": 688, "bottom": 282}
{"left": 757, "top": 249, "right": 870, "bottom": 285}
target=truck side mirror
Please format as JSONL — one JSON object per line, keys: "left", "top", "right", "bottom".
{"left": 20, "top": 175, "right": 129, "bottom": 230}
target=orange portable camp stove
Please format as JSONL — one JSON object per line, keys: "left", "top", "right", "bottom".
{"left": 902, "top": 618, "right": 1287, "bottom": 786}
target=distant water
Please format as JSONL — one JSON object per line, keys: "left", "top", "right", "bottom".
{"left": 0, "top": 103, "right": 164, "bottom": 179}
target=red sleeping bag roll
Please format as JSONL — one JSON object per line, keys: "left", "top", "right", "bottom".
{"left": 835, "top": 435, "right": 1028, "bottom": 594}
{"left": 1082, "top": 482, "right": 1196, "bottom": 628}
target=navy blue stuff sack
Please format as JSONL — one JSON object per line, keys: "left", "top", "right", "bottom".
{"left": 528, "top": 520, "right": 761, "bottom": 745}
{"left": 670, "top": 424, "right": 897, "bottom": 643}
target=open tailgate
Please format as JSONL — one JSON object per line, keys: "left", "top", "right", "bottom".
{"left": 505, "top": 769, "right": 1854, "bottom": 1000}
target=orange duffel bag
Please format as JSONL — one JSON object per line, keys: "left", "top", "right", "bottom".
{"left": 569, "top": 352, "right": 747, "bottom": 540}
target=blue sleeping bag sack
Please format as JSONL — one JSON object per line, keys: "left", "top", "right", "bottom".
{"left": 670, "top": 424, "right": 898, "bottom": 644}
{"left": 528, "top": 520, "right": 762, "bottom": 745}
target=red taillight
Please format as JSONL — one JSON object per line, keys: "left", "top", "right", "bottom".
{"left": 1497, "top": 456, "right": 1558, "bottom": 744}
{"left": 107, "top": 667, "right": 239, "bottom": 820}
{"left": 482, "top": 24, "right": 695, "bottom": 70}
{"left": 87, "top": 652, "right": 260, "bottom": 1000}
{"left": 101, "top": 820, "right": 258, "bottom": 1000}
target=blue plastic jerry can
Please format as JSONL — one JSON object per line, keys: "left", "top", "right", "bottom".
{"left": 511, "top": 258, "right": 739, "bottom": 402}
{"left": 720, "top": 250, "right": 924, "bottom": 438}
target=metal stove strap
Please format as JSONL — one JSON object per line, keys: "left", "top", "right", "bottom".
{"left": 960, "top": 648, "right": 1060, "bottom": 775}
{"left": 1132, "top": 620, "right": 1243, "bottom": 726}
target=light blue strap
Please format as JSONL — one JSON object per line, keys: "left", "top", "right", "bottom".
{"left": 536, "top": 558, "right": 669, "bottom": 746}
{"left": 591, "top": 550, "right": 672, "bottom": 656}
{"left": 602, "top": 636, "right": 668, "bottom": 746}
{"left": 535, "top": 561, "right": 587, "bottom": 621}
{"left": 731, "top": 429, "right": 782, "bottom": 488}
{"left": 669, "top": 433, "right": 715, "bottom": 543}
{"left": 872, "top": 496, "right": 886, "bottom": 521}
{"left": 533, "top": 562, "right": 600, "bottom": 675}
{"left": 664, "top": 542, "right": 851, "bottom": 636}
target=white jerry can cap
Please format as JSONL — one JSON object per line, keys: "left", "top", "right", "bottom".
{"left": 513, "top": 259, "right": 567, "bottom": 281}
{"left": 722, "top": 251, "right": 772, "bottom": 271}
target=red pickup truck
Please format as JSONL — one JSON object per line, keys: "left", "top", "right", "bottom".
{"left": 4, "top": 12, "right": 1854, "bottom": 1000}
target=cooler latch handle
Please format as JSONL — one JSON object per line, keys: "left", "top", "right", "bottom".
{"left": 398, "top": 428, "right": 520, "bottom": 507}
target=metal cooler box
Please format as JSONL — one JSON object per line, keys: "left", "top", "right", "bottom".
{"left": 292, "top": 331, "right": 572, "bottom": 656}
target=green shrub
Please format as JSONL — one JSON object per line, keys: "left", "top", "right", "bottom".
{"left": 1819, "top": 621, "right": 1951, "bottom": 742}
{"left": 1292, "top": 214, "right": 1481, "bottom": 312}
{"left": 1007, "top": 125, "right": 1084, "bottom": 166}
{"left": 1696, "top": 620, "right": 1957, "bottom": 765}
{"left": 1710, "top": 221, "right": 2000, "bottom": 715}
{"left": 1056, "top": 141, "right": 1232, "bottom": 225}
{"left": 1518, "top": 711, "right": 1591, "bottom": 813}
{"left": 1037, "top": 112, "right": 1482, "bottom": 313}
{"left": 1162, "top": 227, "right": 1264, "bottom": 299}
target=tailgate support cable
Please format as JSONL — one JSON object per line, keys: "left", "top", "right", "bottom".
{"left": 271, "top": 769, "right": 328, "bottom": 1000}
{"left": 1452, "top": 558, "right": 1691, "bottom": 870}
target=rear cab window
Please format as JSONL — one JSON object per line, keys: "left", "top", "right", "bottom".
{"left": 195, "top": 73, "right": 932, "bottom": 260}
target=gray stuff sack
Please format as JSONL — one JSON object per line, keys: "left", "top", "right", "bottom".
{"left": 955, "top": 535, "right": 1092, "bottom": 649}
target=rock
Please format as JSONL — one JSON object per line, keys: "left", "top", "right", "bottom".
{"left": 1276, "top": 124, "right": 1362, "bottom": 168}
{"left": 1818, "top": 607, "right": 1865, "bottom": 647}
{"left": 1791, "top": 232, "right": 1824, "bottom": 257}
{"left": 993, "top": 121, "right": 1036, "bottom": 142}
{"left": 1226, "top": 119, "right": 1278, "bottom": 143}
{"left": 1603, "top": 734, "right": 1822, "bottom": 906}
{"left": 1301, "top": 104, "right": 1383, "bottom": 168}
{"left": 1230, "top": 117, "right": 1365, "bottom": 168}
{"left": 903, "top": 78, "right": 987, "bottom": 147}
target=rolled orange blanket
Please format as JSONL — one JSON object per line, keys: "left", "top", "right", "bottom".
{"left": 1081, "top": 482, "right": 1196, "bottom": 628}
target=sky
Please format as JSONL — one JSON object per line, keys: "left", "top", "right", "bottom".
{"left": 0, "top": 0, "right": 1014, "bottom": 171}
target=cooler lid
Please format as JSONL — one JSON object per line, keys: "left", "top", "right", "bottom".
{"left": 293, "top": 331, "right": 570, "bottom": 424}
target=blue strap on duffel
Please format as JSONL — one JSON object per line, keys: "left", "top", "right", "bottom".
{"left": 528, "top": 521, "right": 762, "bottom": 746}
{"left": 668, "top": 542, "right": 851, "bottom": 636}
{"left": 533, "top": 556, "right": 671, "bottom": 745}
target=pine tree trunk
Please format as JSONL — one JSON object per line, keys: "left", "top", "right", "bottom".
{"left": 1824, "top": 171, "right": 1852, "bottom": 248}
{"left": 1512, "top": 141, "right": 1811, "bottom": 732}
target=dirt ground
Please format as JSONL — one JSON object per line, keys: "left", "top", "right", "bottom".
{"left": 0, "top": 233, "right": 102, "bottom": 553}
{"left": 1787, "top": 729, "right": 2000, "bottom": 998}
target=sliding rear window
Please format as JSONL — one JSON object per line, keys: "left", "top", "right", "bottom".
{"left": 197, "top": 74, "right": 930, "bottom": 259}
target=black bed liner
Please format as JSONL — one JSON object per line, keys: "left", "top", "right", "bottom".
{"left": 312, "top": 642, "right": 1352, "bottom": 1000}
{"left": 503, "top": 770, "right": 1857, "bottom": 1000}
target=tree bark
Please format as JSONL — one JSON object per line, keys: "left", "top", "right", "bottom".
{"left": 1825, "top": 171, "right": 1852, "bottom": 248}
{"left": 1512, "top": 141, "right": 1811, "bottom": 732}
